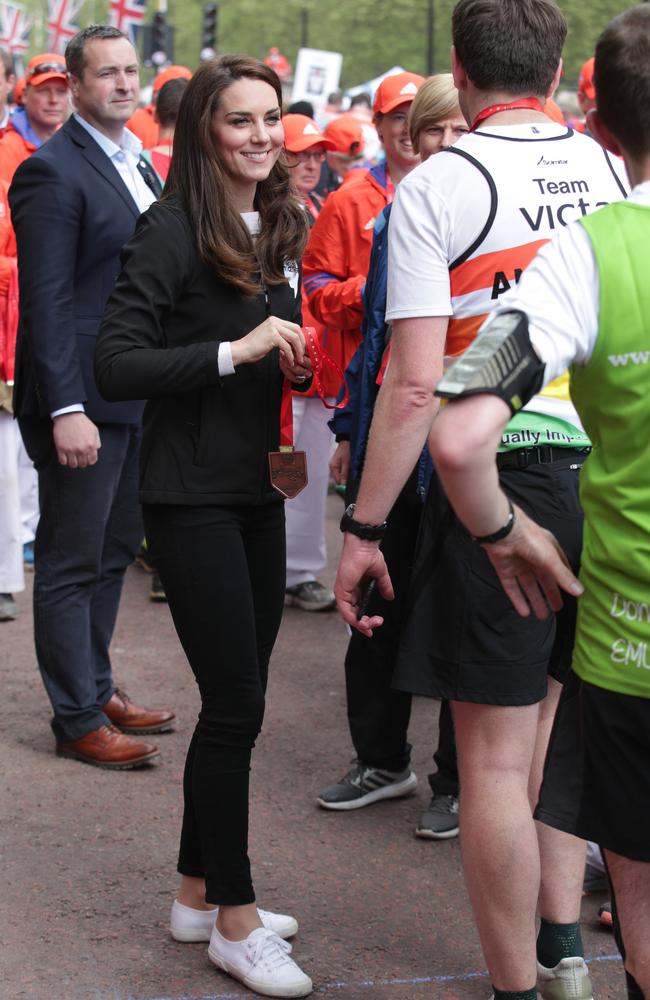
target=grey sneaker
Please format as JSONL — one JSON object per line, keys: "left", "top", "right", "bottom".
{"left": 317, "top": 759, "right": 417, "bottom": 810}
{"left": 149, "top": 572, "right": 167, "bottom": 602}
{"left": 0, "top": 593, "right": 18, "bottom": 621}
{"left": 415, "top": 793, "right": 459, "bottom": 840}
{"left": 285, "top": 580, "right": 336, "bottom": 612}
{"left": 537, "top": 957, "right": 593, "bottom": 1000}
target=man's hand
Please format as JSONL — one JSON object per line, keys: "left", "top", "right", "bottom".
{"left": 483, "top": 504, "right": 583, "bottom": 619}
{"left": 334, "top": 532, "right": 394, "bottom": 637}
{"left": 330, "top": 441, "right": 350, "bottom": 486}
{"left": 52, "top": 412, "right": 101, "bottom": 468}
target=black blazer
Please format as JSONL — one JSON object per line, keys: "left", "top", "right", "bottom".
{"left": 9, "top": 115, "right": 160, "bottom": 424}
{"left": 95, "top": 196, "right": 305, "bottom": 506}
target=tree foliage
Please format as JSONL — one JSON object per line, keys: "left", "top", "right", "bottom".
{"left": 18, "top": 0, "right": 638, "bottom": 89}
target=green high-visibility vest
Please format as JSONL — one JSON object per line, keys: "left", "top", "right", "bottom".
{"left": 571, "top": 201, "right": 650, "bottom": 698}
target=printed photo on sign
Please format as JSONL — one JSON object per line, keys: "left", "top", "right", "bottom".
{"left": 292, "top": 48, "right": 342, "bottom": 110}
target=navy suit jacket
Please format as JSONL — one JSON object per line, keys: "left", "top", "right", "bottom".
{"left": 9, "top": 115, "right": 159, "bottom": 423}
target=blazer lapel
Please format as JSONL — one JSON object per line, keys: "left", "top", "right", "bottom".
{"left": 64, "top": 117, "right": 141, "bottom": 218}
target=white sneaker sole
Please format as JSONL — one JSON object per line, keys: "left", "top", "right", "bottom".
{"left": 171, "top": 924, "right": 212, "bottom": 942}
{"left": 284, "top": 595, "right": 336, "bottom": 612}
{"left": 208, "top": 946, "right": 313, "bottom": 997}
{"left": 317, "top": 771, "right": 417, "bottom": 810}
{"left": 414, "top": 823, "right": 459, "bottom": 840}
{"left": 171, "top": 911, "right": 298, "bottom": 943}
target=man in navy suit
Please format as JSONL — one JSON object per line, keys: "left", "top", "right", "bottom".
{"left": 10, "top": 25, "right": 174, "bottom": 768}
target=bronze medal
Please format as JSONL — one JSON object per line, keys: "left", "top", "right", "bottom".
{"left": 268, "top": 447, "right": 308, "bottom": 499}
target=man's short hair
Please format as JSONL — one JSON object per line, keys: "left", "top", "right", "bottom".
{"left": 155, "top": 77, "right": 188, "bottom": 129}
{"left": 452, "top": 0, "right": 566, "bottom": 97}
{"left": 0, "top": 46, "right": 13, "bottom": 80}
{"left": 350, "top": 92, "right": 371, "bottom": 110}
{"left": 65, "top": 24, "right": 129, "bottom": 79}
{"left": 595, "top": 4, "right": 650, "bottom": 160}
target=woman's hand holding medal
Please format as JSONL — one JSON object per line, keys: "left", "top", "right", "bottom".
{"left": 231, "top": 316, "right": 310, "bottom": 383}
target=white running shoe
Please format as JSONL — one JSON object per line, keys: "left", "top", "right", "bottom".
{"left": 208, "top": 925, "right": 312, "bottom": 998}
{"left": 537, "top": 956, "right": 594, "bottom": 1000}
{"left": 170, "top": 899, "right": 298, "bottom": 942}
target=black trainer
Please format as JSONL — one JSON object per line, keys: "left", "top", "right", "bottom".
{"left": 317, "top": 759, "right": 417, "bottom": 810}
{"left": 415, "top": 793, "right": 459, "bottom": 840}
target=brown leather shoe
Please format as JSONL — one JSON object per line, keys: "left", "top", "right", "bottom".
{"left": 56, "top": 724, "right": 160, "bottom": 769}
{"left": 103, "top": 687, "right": 175, "bottom": 735}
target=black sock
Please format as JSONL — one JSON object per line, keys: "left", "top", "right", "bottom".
{"left": 536, "top": 917, "right": 583, "bottom": 968}
{"left": 492, "top": 988, "right": 537, "bottom": 1000}
{"left": 626, "top": 971, "right": 644, "bottom": 999}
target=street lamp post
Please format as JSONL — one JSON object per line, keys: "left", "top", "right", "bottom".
{"left": 301, "top": 5, "right": 309, "bottom": 48}
{"left": 426, "top": 0, "right": 435, "bottom": 74}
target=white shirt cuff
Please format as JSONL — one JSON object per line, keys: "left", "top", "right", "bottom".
{"left": 51, "top": 404, "right": 85, "bottom": 418}
{"left": 218, "top": 341, "right": 235, "bottom": 376}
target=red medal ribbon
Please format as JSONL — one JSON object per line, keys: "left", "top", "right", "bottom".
{"left": 385, "top": 170, "right": 396, "bottom": 205}
{"left": 303, "top": 326, "right": 350, "bottom": 410}
{"left": 279, "top": 379, "right": 295, "bottom": 449}
{"left": 470, "top": 97, "right": 545, "bottom": 132}
{"left": 279, "top": 326, "right": 350, "bottom": 449}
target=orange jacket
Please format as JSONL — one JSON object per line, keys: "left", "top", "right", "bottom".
{"left": 302, "top": 164, "right": 390, "bottom": 394}
{"left": 127, "top": 105, "right": 159, "bottom": 149}
{"left": 296, "top": 193, "right": 342, "bottom": 399}
{"left": 0, "top": 180, "right": 18, "bottom": 384}
{"left": 0, "top": 123, "right": 36, "bottom": 185}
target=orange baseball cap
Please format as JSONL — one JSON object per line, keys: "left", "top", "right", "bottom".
{"left": 283, "top": 114, "right": 335, "bottom": 153}
{"left": 373, "top": 71, "right": 425, "bottom": 115}
{"left": 324, "top": 114, "right": 364, "bottom": 156}
{"left": 578, "top": 57, "right": 595, "bottom": 100}
{"left": 26, "top": 53, "right": 68, "bottom": 88}
{"left": 153, "top": 65, "right": 192, "bottom": 94}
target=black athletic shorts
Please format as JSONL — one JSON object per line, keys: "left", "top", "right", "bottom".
{"left": 535, "top": 671, "right": 650, "bottom": 862}
{"left": 393, "top": 449, "right": 586, "bottom": 706}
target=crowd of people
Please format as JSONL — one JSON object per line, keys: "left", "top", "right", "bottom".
{"left": 0, "top": 1, "right": 648, "bottom": 998}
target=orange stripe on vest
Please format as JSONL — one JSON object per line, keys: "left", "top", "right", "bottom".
{"left": 450, "top": 239, "right": 549, "bottom": 299}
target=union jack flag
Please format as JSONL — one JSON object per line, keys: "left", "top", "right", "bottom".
{"left": 0, "top": 1, "right": 33, "bottom": 54}
{"left": 46, "top": 0, "right": 84, "bottom": 54}
{"left": 108, "top": 0, "right": 146, "bottom": 44}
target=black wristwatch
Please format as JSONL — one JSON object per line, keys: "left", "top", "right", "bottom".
{"left": 340, "top": 503, "right": 388, "bottom": 542}
{"left": 472, "top": 499, "right": 516, "bottom": 544}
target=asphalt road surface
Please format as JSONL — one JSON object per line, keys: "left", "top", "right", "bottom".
{"left": 1, "top": 493, "right": 623, "bottom": 1000}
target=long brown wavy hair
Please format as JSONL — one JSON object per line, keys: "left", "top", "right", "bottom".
{"left": 164, "top": 54, "right": 308, "bottom": 296}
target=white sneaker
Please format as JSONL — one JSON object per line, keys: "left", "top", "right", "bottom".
{"left": 170, "top": 899, "right": 298, "bottom": 942}
{"left": 537, "top": 956, "right": 594, "bottom": 1000}
{"left": 208, "top": 925, "right": 312, "bottom": 997}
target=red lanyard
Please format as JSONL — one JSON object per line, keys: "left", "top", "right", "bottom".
{"left": 279, "top": 327, "right": 349, "bottom": 449}
{"left": 305, "top": 194, "right": 320, "bottom": 221}
{"left": 385, "top": 168, "right": 395, "bottom": 205}
{"left": 470, "top": 97, "right": 545, "bottom": 132}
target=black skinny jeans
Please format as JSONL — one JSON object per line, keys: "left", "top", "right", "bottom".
{"left": 144, "top": 500, "right": 286, "bottom": 905}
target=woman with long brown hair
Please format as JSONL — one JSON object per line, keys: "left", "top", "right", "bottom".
{"left": 95, "top": 55, "right": 313, "bottom": 998}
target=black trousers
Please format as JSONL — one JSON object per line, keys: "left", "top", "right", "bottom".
{"left": 344, "top": 479, "right": 458, "bottom": 794}
{"left": 19, "top": 417, "right": 142, "bottom": 743}
{"left": 144, "top": 500, "right": 286, "bottom": 906}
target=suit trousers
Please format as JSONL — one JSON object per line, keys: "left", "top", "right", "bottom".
{"left": 19, "top": 417, "right": 142, "bottom": 742}
{"left": 144, "top": 499, "right": 286, "bottom": 906}
{"left": 344, "top": 478, "right": 459, "bottom": 794}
